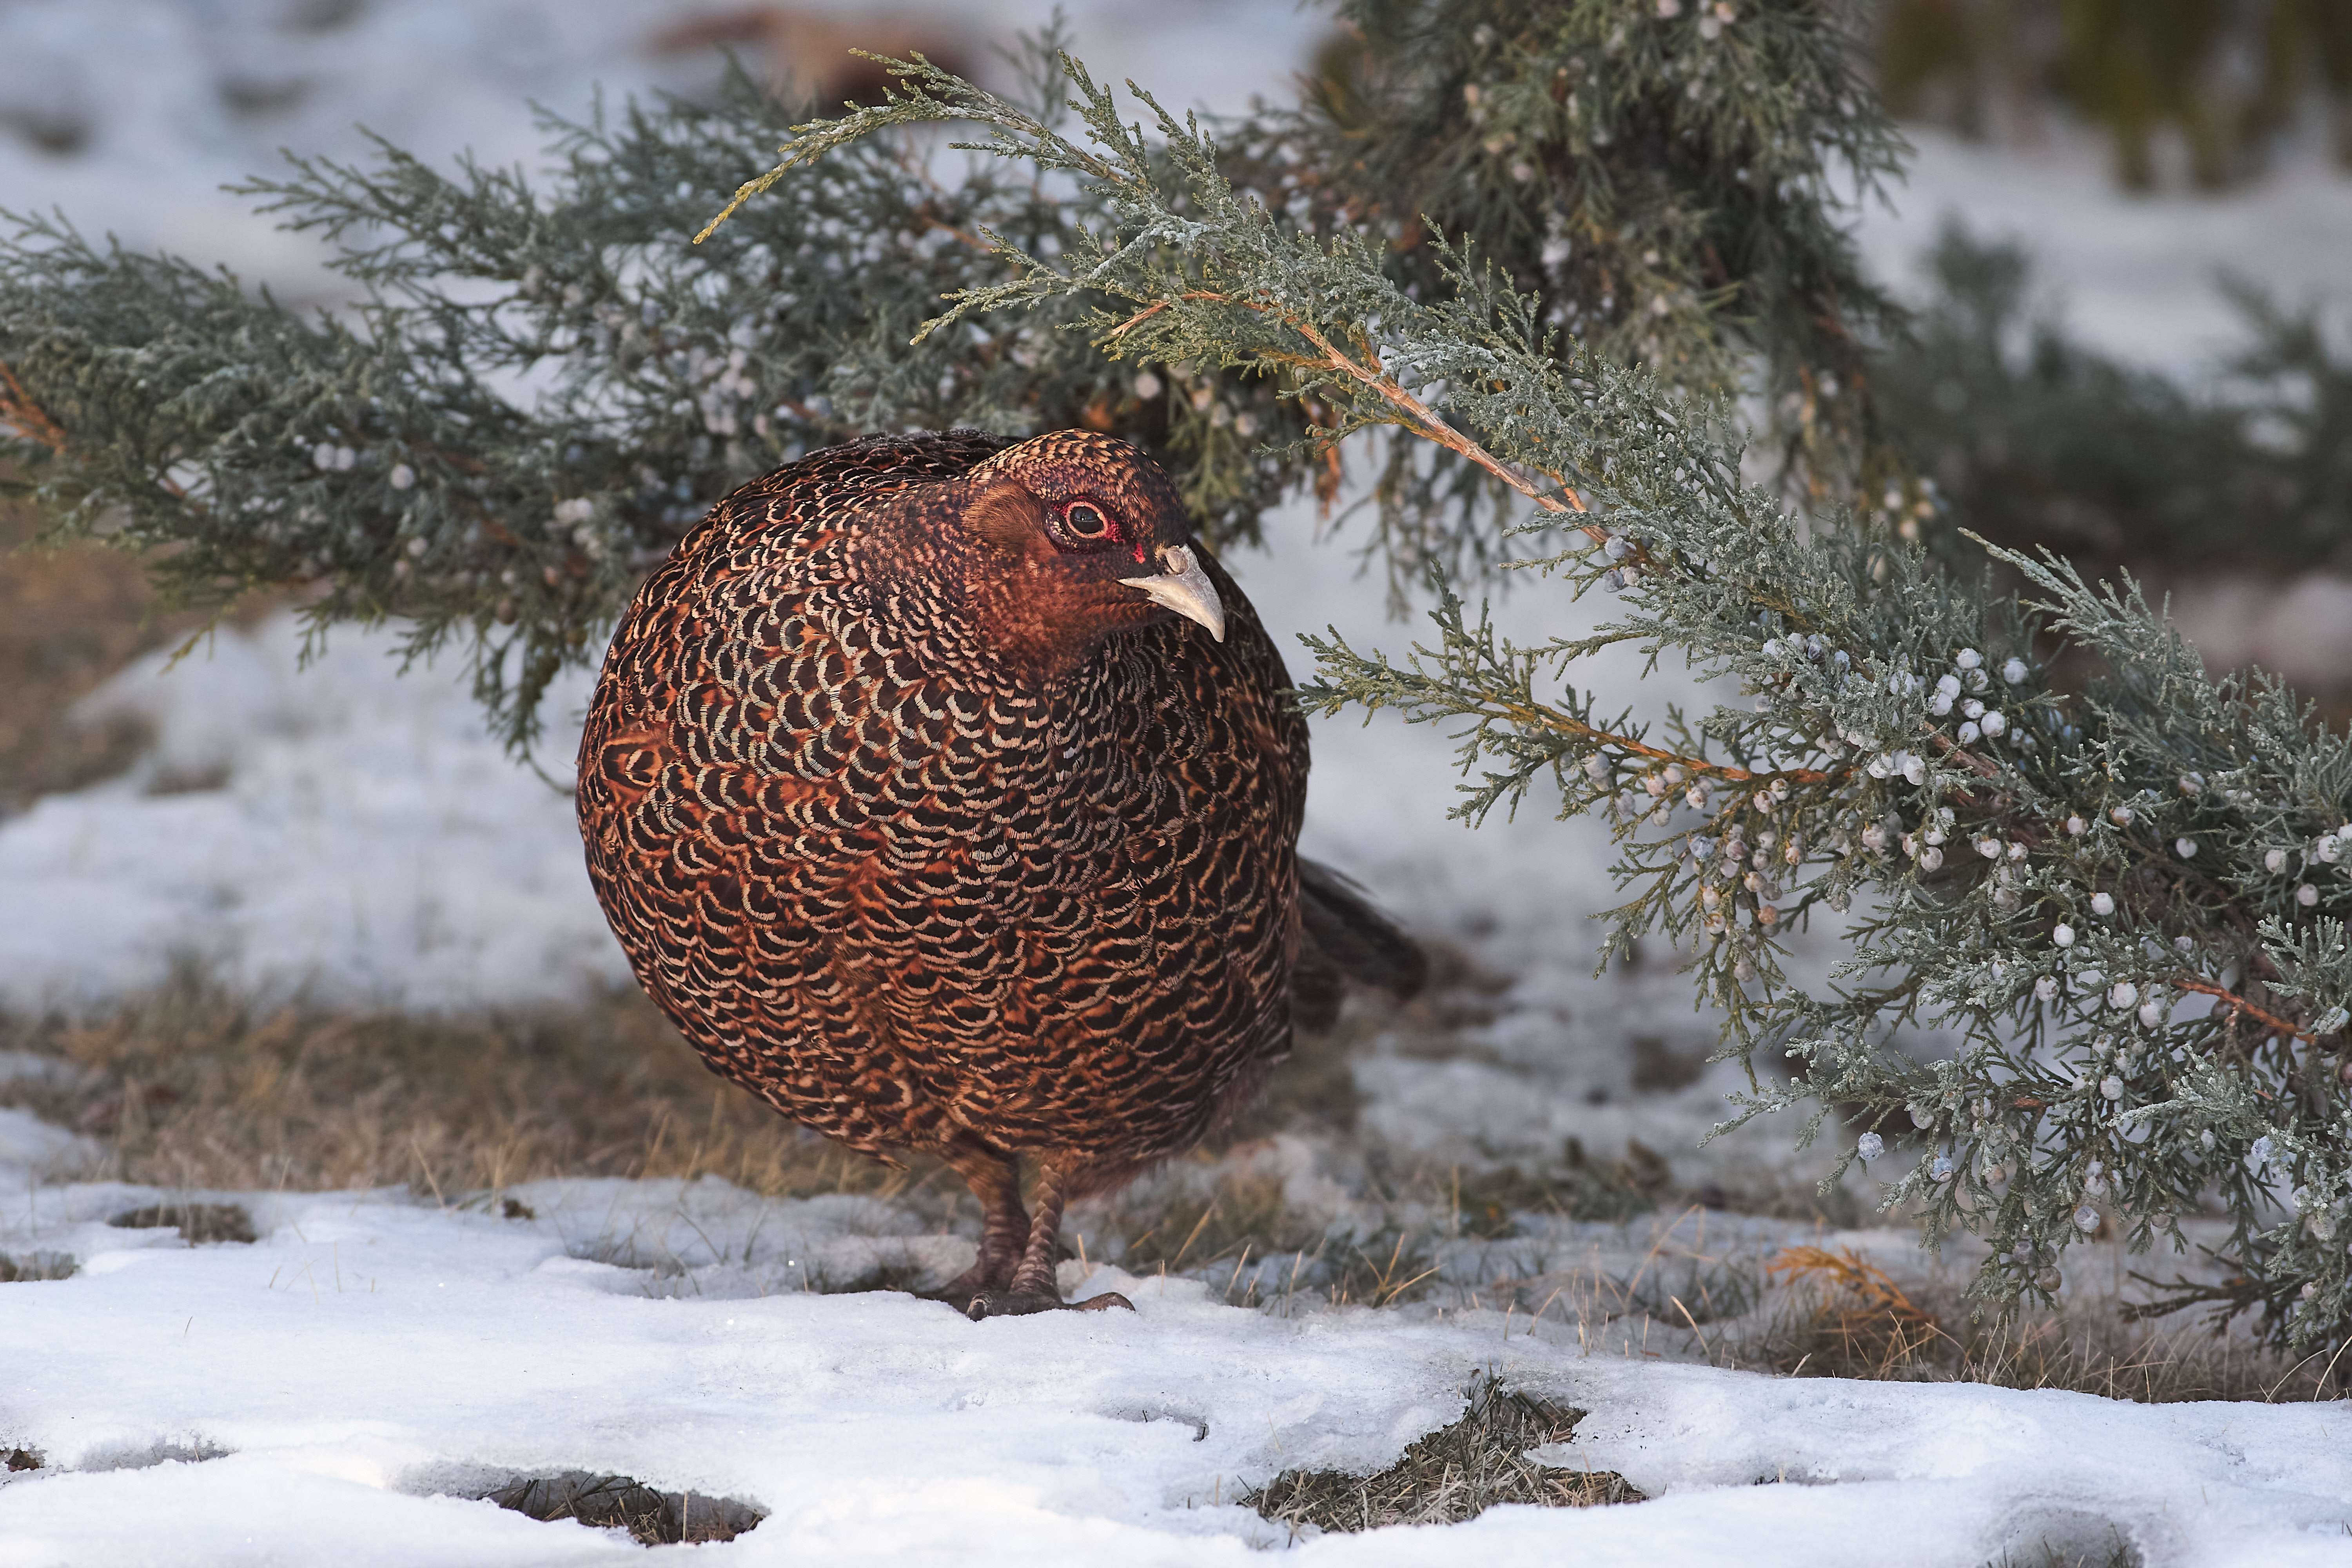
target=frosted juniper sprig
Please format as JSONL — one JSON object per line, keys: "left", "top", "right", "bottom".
{"left": 1222, "top": 0, "right": 1909, "bottom": 568}
{"left": 724, "top": 45, "right": 2352, "bottom": 1353}
{"left": 0, "top": 5, "right": 1905, "bottom": 747}
{"left": 0, "top": 40, "right": 1304, "bottom": 752}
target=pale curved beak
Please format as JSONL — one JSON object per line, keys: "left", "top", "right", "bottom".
{"left": 1118, "top": 544, "right": 1225, "bottom": 643}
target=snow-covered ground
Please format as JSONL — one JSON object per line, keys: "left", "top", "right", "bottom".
{"left": 2, "top": 1171, "right": 2347, "bottom": 1567}
{"left": 5, "top": 4, "right": 2352, "bottom": 1564}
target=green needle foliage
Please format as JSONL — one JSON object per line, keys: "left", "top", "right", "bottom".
{"left": 1218, "top": 0, "right": 1909, "bottom": 566}
{"left": 1881, "top": 227, "right": 2352, "bottom": 575}
{"left": 711, "top": 46, "right": 2352, "bottom": 1357}
{"left": 0, "top": 3, "right": 1906, "bottom": 751}
{"left": 0, "top": 35, "right": 1310, "bottom": 751}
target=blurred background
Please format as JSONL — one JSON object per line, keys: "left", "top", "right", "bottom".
{"left": 1, "top": 0, "right": 2349, "bottom": 1266}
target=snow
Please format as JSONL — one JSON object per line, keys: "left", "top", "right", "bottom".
{"left": 0, "top": 618, "right": 630, "bottom": 1014}
{"left": 2, "top": 1177, "right": 2347, "bottom": 1566}
{"left": 5, "top": 3, "right": 2352, "bottom": 1563}
{"left": 0, "top": 0, "right": 1327, "bottom": 308}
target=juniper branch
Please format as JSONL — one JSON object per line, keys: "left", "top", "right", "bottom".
{"left": 742, "top": 45, "right": 2352, "bottom": 1356}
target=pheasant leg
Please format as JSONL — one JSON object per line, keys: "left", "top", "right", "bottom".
{"left": 929, "top": 1142, "right": 1029, "bottom": 1309}
{"left": 967, "top": 1158, "right": 1135, "bottom": 1319}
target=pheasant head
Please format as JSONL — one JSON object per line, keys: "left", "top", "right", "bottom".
{"left": 850, "top": 428, "right": 1224, "bottom": 680}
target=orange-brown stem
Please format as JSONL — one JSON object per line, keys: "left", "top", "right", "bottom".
{"left": 2172, "top": 975, "right": 2314, "bottom": 1044}
{"left": 0, "top": 361, "right": 69, "bottom": 454}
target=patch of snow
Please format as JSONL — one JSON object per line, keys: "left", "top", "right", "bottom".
{"left": 0, "top": 1106, "right": 102, "bottom": 1185}
{"left": 0, "top": 1052, "right": 89, "bottom": 1090}
{"left": 0, "top": 616, "right": 629, "bottom": 1014}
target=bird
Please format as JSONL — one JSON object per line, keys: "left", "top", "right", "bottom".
{"left": 576, "top": 428, "right": 1422, "bottom": 1318}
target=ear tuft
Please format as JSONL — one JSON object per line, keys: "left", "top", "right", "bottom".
{"left": 964, "top": 480, "right": 1046, "bottom": 557}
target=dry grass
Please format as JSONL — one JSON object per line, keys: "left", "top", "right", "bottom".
{"left": 1242, "top": 1373, "right": 1641, "bottom": 1539}
{"left": 1447, "top": 1140, "right": 1668, "bottom": 1235}
{"left": 1094, "top": 1136, "right": 1670, "bottom": 1314}
{"left": 475, "top": 1471, "right": 765, "bottom": 1546}
{"left": 0, "top": 969, "right": 935, "bottom": 1207}
{"left": 1984, "top": 1542, "right": 2139, "bottom": 1568}
{"left": 1721, "top": 1245, "right": 2346, "bottom": 1403}
{"left": 103, "top": 1201, "right": 258, "bottom": 1244}
{"left": 1095, "top": 1163, "right": 1445, "bottom": 1312}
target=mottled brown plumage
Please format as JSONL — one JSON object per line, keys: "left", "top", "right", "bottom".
{"left": 576, "top": 428, "right": 1416, "bottom": 1316}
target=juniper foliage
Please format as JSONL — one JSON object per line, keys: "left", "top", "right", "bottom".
{"left": 1880, "top": 226, "right": 2352, "bottom": 574}
{"left": 0, "top": 38, "right": 1308, "bottom": 751}
{"left": 710, "top": 48, "right": 2352, "bottom": 1356}
{"left": 0, "top": 4, "right": 1905, "bottom": 750}
{"left": 1217, "top": 0, "right": 1909, "bottom": 570}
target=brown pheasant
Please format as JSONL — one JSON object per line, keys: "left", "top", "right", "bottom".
{"left": 577, "top": 428, "right": 1420, "bottom": 1318}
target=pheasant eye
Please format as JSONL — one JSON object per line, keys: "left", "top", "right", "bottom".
{"left": 1062, "top": 502, "right": 1113, "bottom": 541}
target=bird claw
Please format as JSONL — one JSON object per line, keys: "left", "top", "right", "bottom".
{"left": 965, "top": 1289, "right": 1137, "bottom": 1321}
{"left": 923, "top": 1265, "right": 1015, "bottom": 1307}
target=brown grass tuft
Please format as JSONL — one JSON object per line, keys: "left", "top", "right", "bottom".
{"left": 478, "top": 1470, "right": 765, "bottom": 1546}
{"left": 105, "top": 1201, "right": 258, "bottom": 1245}
{"left": 1727, "top": 1245, "right": 2342, "bottom": 1402}
{"left": 1243, "top": 1373, "right": 1641, "bottom": 1539}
